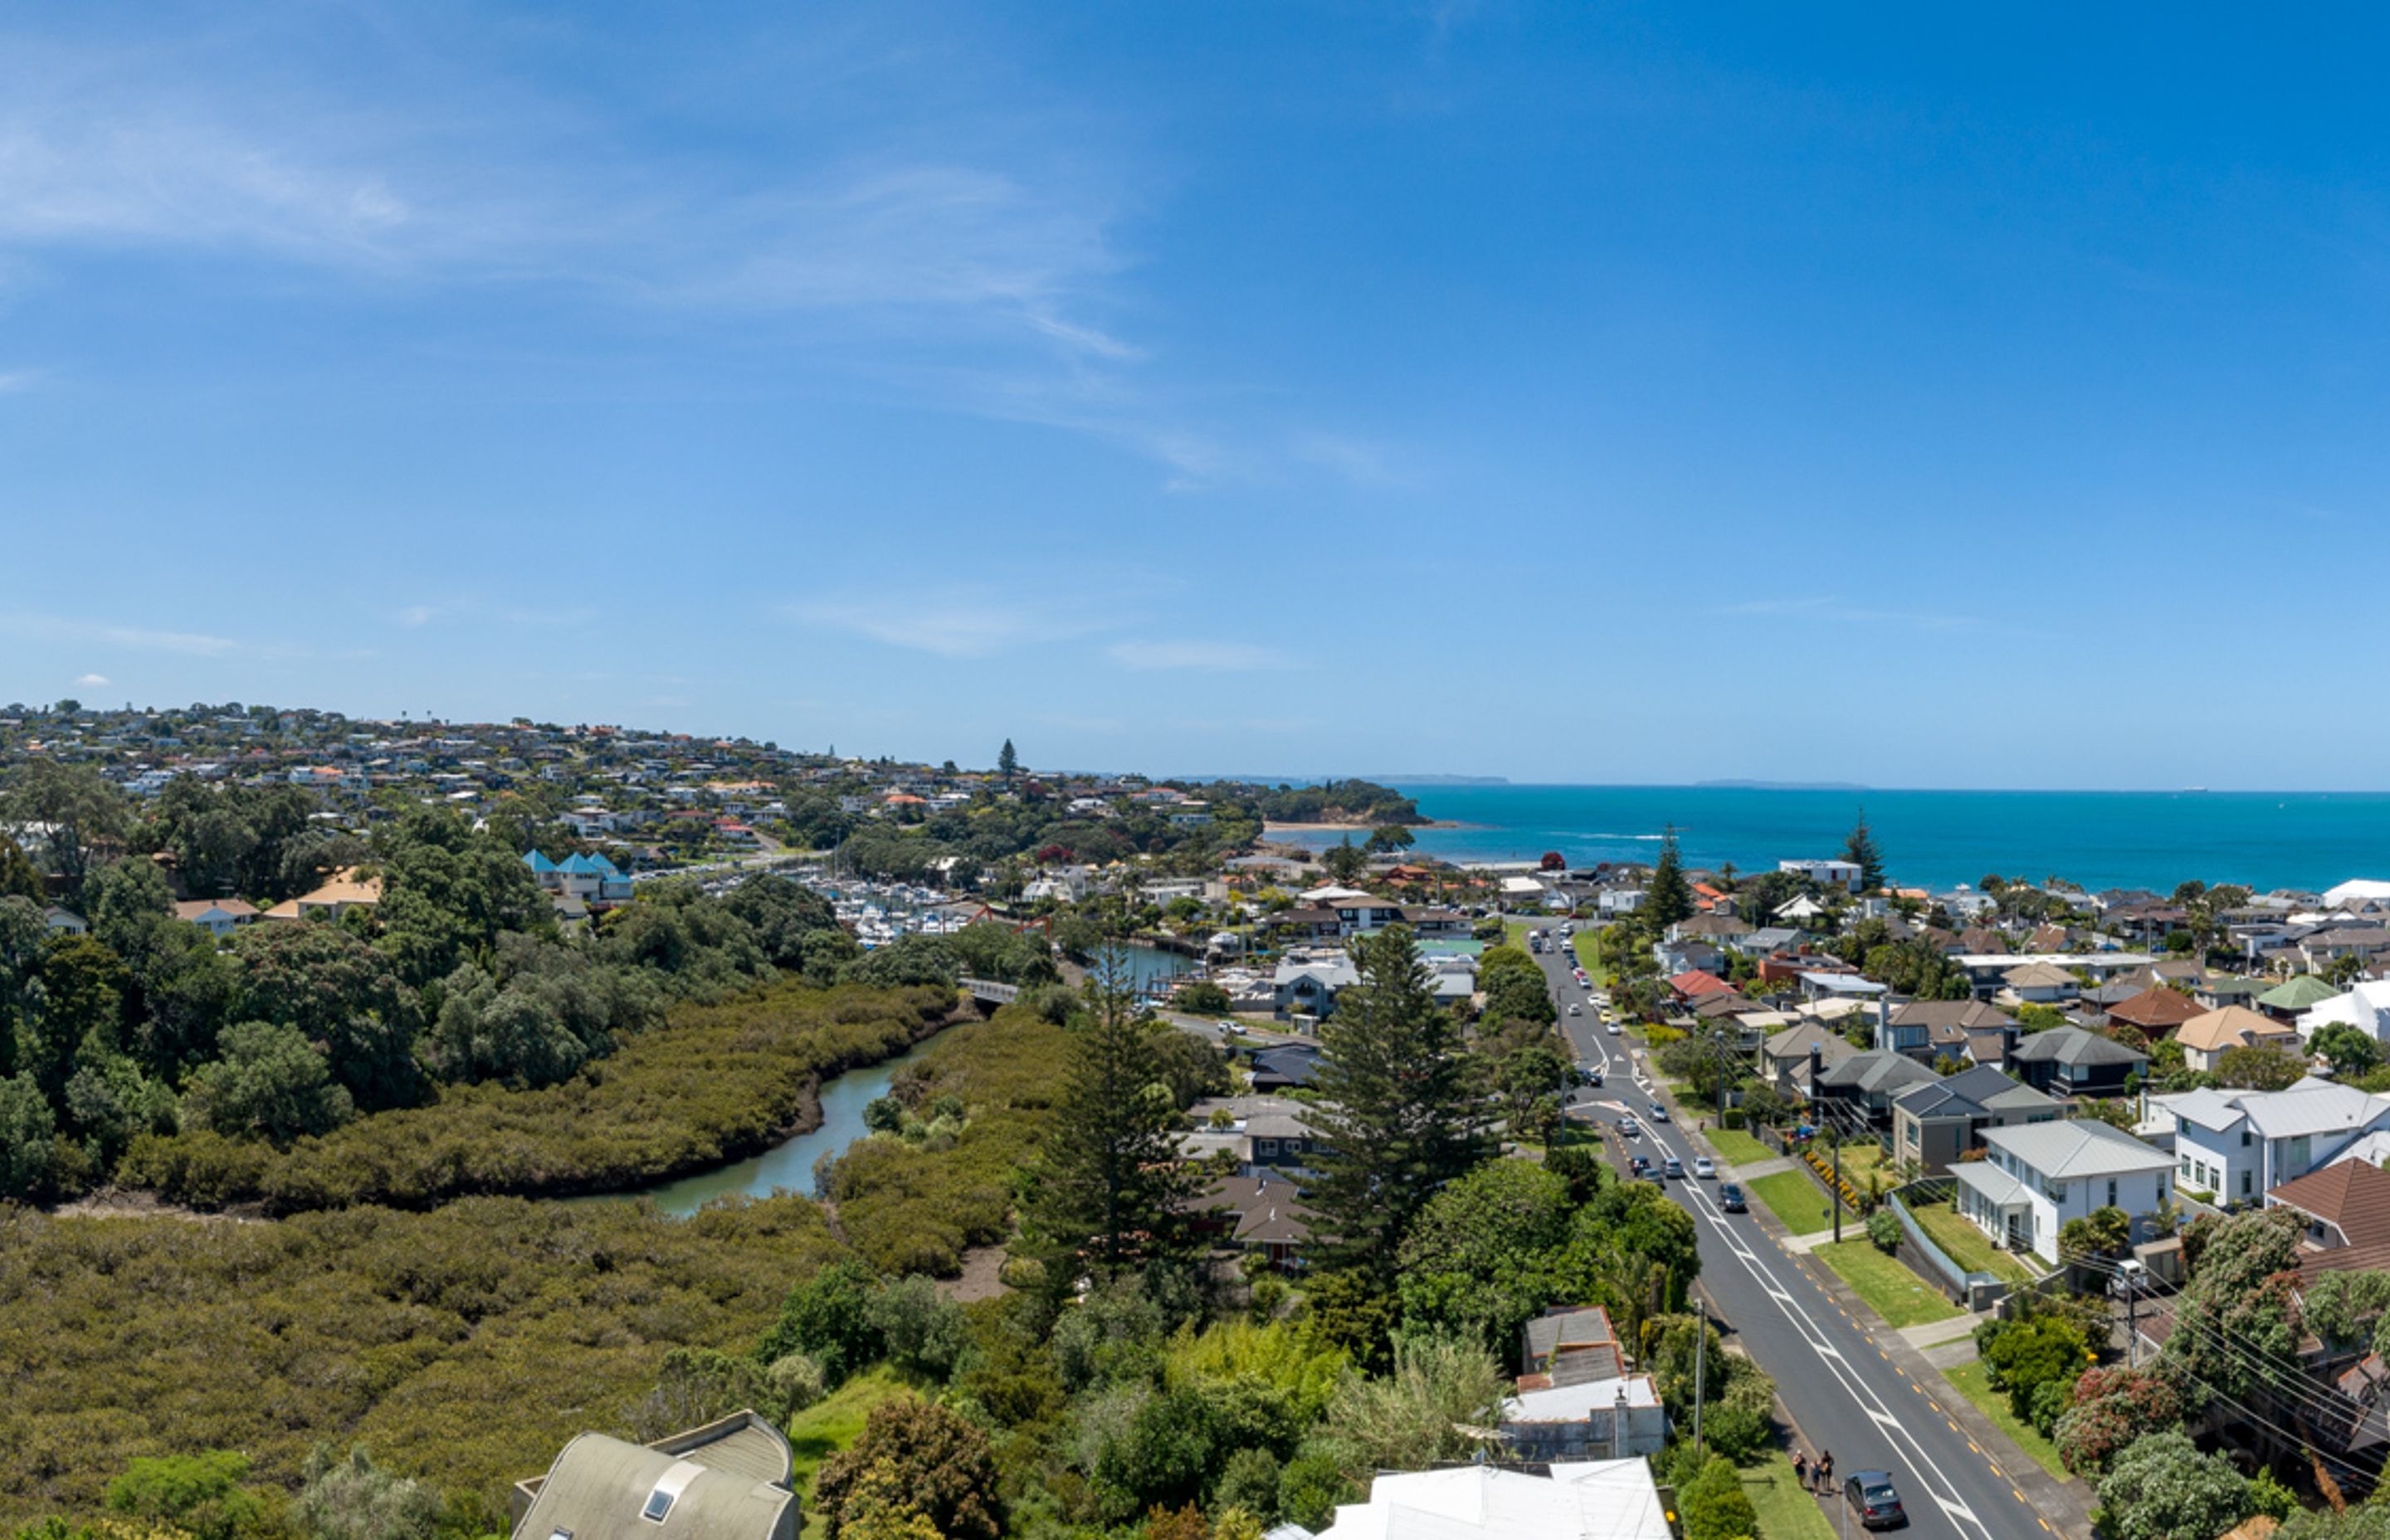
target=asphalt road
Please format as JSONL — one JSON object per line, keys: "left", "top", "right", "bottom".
{"left": 1522, "top": 922, "right": 2063, "bottom": 1540}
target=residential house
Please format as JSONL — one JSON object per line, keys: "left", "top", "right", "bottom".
{"left": 43, "top": 905, "right": 87, "bottom": 935}
{"left": 2302, "top": 928, "right": 2390, "bottom": 977}
{"left": 1499, "top": 1377, "right": 1668, "bottom": 1463}
{"left": 1891, "top": 1066, "right": 2064, "bottom": 1174}
{"left": 2155, "top": 1082, "right": 2390, "bottom": 1206}
{"left": 2174, "top": 1006, "right": 2303, "bottom": 1074}
{"left": 524, "top": 850, "right": 634, "bottom": 905}
{"left": 1203, "top": 1172, "right": 1313, "bottom": 1270}
{"left": 1997, "top": 962, "right": 2080, "bottom": 1006}
{"left": 2103, "top": 986, "right": 2206, "bottom": 1040}
{"left": 1775, "top": 894, "right": 1831, "bottom": 926}
{"left": 2192, "top": 976, "right": 2269, "bottom": 1012}
{"left": 2259, "top": 974, "right": 2340, "bottom": 1024}
{"left": 1180, "top": 1096, "right": 1326, "bottom": 1173}
{"left": 1779, "top": 857, "right": 1864, "bottom": 892}
{"left": 2300, "top": 981, "right": 2390, "bottom": 1045}
{"left": 262, "top": 867, "right": 382, "bottom": 922}
{"left": 173, "top": 898, "right": 259, "bottom": 938}
{"left": 1324, "top": 896, "right": 1407, "bottom": 935}
{"left": 1653, "top": 938, "right": 1724, "bottom": 977}
{"left": 1951, "top": 1119, "right": 2176, "bottom": 1264}
{"left": 2007, "top": 1027, "right": 2148, "bottom": 1099}
{"left": 1760, "top": 1021, "right": 1859, "bottom": 1096}
{"left": 1246, "top": 1043, "right": 1324, "bottom": 1092}
{"left": 1312, "top": 1460, "right": 1674, "bottom": 1540}
{"left": 1879, "top": 999, "right": 2015, "bottom": 1063}
{"left": 1812, "top": 1050, "right": 1940, "bottom": 1127}
{"left": 509, "top": 1411, "right": 797, "bottom": 1540}
{"left": 2266, "top": 1159, "right": 2390, "bottom": 1253}
{"left": 1522, "top": 1306, "right": 1627, "bottom": 1382}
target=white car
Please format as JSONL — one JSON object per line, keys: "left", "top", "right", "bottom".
{"left": 1567, "top": 1003, "right": 1581, "bottom": 1016}
{"left": 1605, "top": 1021, "right": 1621, "bottom": 1036}
{"left": 1692, "top": 1157, "right": 1716, "bottom": 1179}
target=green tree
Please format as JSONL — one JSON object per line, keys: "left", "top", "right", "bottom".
{"left": 812, "top": 1394, "right": 1002, "bottom": 1540}
{"left": 1319, "top": 1335, "right": 1504, "bottom": 1474}
{"left": 1476, "top": 945, "right": 1557, "bottom": 1027}
{"left": 2313, "top": 1021, "right": 2383, "bottom": 1078}
{"left": 105, "top": 1450, "right": 277, "bottom": 1540}
{"left": 755, "top": 1257, "right": 884, "bottom": 1386}
{"left": 1321, "top": 839, "right": 1368, "bottom": 885}
{"left": 0, "top": 834, "right": 46, "bottom": 902}
{"left": 0, "top": 1070, "right": 57, "bottom": 1197}
{"left": 1021, "top": 953, "right": 1213, "bottom": 1287}
{"left": 294, "top": 1445, "right": 439, "bottom": 1540}
{"left": 4, "top": 759, "right": 133, "bottom": 905}
{"left": 1643, "top": 826, "right": 1694, "bottom": 929}
{"left": 1396, "top": 1161, "right": 1583, "bottom": 1360}
{"left": 1842, "top": 810, "right": 1885, "bottom": 892}
{"left": 2095, "top": 1430, "right": 2251, "bottom": 1540}
{"left": 2161, "top": 1206, "right": 2303, "bottom": 1405}
{"left": 1306, "top": 927, "right": 1490, "bottom": 1285}
{"left": 1678, "top": 1454, "right": 1760, "bottom": 1540}
{"left": 232, "top": 924, "right": 422, "bottom": 1110}
{"left": 184, "top": 1020, "right": 356, "bottom": 1142}
{"left": 997, "top": 739, "right": 1018, "bottom": 781}
{"left": 1363, "top": 825, "right": 1415, "bottom": 855}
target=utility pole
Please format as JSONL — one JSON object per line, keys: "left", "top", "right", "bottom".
{"left": 1692, "top": 1308, "right": 1708, "bottom": 1456}
{"left": 1832, "top": 1128, "right": 1846, "bottom": 1245}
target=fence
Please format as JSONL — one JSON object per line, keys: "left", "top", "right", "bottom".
{"left": 1888, "top": 1177, "right": 2015, "bottom": 1313}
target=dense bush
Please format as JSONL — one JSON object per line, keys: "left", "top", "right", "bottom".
{"left": 121, "top": 982, "right": 952, "bottom": 1211}
{"left": 0, "top": 1195, "right": 844, "bottom": 1532}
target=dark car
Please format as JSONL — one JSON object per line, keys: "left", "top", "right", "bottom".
{"left": 1578, "top": 1066, "right": 1603, "bottom": 1087}
{"left": 1719, "top": 1182, "right": 1747, "bottom": 1212}
{"left": 1629, "top": 1155, "right": 1649, "bottom": 1175}
{"left": 1842, "top": 1471, "right": 1906, "bottom": 1529}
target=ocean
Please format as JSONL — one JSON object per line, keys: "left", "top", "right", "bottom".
{"left": 1327, "top": 786, "right": 2390, "bottom": 896}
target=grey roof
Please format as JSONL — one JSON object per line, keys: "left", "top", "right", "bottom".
{"left": 1819, "top": 1050, "right": 1939, "bottom": 1095}
{"left": 1983, "top": 1118, "right": 2173, "bottom": 1178}
{"left": 1896, "top": 1065, "right": 2056, "bottom": 1120}
{"left": 1523, "top": 1306, "right": 1617, "bottom": 1365}
{"left": 1951, "top": 1160, "right": 2032, "bottom": 1209}
{"left": 2008, "top": 1026, "right": 2148, "bottom": 1068}
{"left": 515, "top": 1413, "right": 795, "bottom": 1540}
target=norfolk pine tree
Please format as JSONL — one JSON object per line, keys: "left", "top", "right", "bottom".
{"left": 1305, "top": 925, "right": 1490, "bottom": 1289}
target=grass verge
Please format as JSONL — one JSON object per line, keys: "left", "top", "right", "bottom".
{"left": 1748, "top": 1171, "right": 1839, "bottom": 1235}
{"left": 1944, "top": 1360, "right": 2069, "bottom": 1480}
{"left": 1707, "top": 1126, "right": 1774, "bottom": 1167}
{"left": 1814, "top": 1240, "right": 1963, "bottom": 1328}
{"left": 1743, "top": 1450, "right": 1836, "bottom": 1540}
{"left": 788, "top": 1365, "right": 915, "bottom": 1538}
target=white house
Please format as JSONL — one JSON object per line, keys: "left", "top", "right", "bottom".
{"left": 1313, "top": 1460, "right": 1673, "bottom": 1540}
{"left": 173, "top": 898, "right": 259, "bottom": 938}
{"left": 1598, "top": 887, "right": 1646, "bottom": 917}
{"left": 2149, "top": 1081, "right": 2390, "bottom": 1206}
{"left": 1780, "top": 857, "right": 1863, "bottom": 892}
{"left": 1951, "top": 1119, "right": 2175, "bottom": 1263}
{"left": 1498, "top": 1375, "right": 1668, "bottom": 1462}
{"left": 2300, "top": 980, "right": 2390, "bottom": 1045}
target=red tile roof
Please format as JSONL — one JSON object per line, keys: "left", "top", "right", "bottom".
{"left": 1670, "top": 969, "right": 1734, "bottom": 999}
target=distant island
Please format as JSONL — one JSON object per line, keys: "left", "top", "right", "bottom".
{"left": 1695, "top": 778, "right": 1873, "bottom": 792}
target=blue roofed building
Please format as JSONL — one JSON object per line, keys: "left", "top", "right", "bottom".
{"left": 524, "top": 849, "right": 633, "bottom": 906}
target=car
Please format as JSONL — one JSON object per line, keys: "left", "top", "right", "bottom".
{"left": 1605, "top": 1021, "right": 1621, "bottom": 1036}
{"left": 1661, "top": 1157, "right": 1684, "bottom": 1180}
{"left": 1692, "top": 1156, "right": 1715, "bottom": 1179}
{"left": 1842, "top": 1472, "right": 1905, "bottom": 1529}
{"left": 1648, "top": 1103, "right": 1670, "bottom": 1123}
{"left": 1618, "top": 1117, "right": 1641, "bottom": 1138}
{"left": 1568, "top": 1003, "right": 1582, "bottom": 1016}
{"left": 1719, "top": 1182, "right": 1747, "bottom": 1212}
{"left": 1219, "top": 1021, "right": 1246, "bottom": 1036}
{"left": 1578, "top": 1067, "right": 1603, "bottom": 1088}
{"left": 1629, "top": 1155, "right": 1649, "bottom": 1175}
{"left": 1640, "top": 1168, "right": 1666, "bottom": 1187}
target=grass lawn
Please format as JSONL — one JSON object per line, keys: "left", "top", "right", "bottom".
{"left": 1743, "top": 1450, "right": 1836, "bottom": 1540}
{"left": 1944, "top": 1360, "right": 2070, "bottom": 1479}
{"left": 1570, "top": 933, "right": 1612, "bottom": 985}
{"left": 1749, "top": 1171, "right": 1841, "bottom": 1235}
{"left": 1707, "top": 1126, "right": 1774, "bottom": 1167}
{"left": 1815, "top": 1240, "right": 1963, "bottom": 1328}
{"left": 787, "top": 1366, "right": 913, "bottom": 1537}
{"left": 1910, "top": 1198, "right": 2039, "bottom": 1285}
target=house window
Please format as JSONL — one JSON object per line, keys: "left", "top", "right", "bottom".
{"left": 1256, "top": 1138, "right": 1277, "bottom": 1157}
{"left": 1905, "top": 1123, "right": 1919, "bottom": 1148}
{"left": 2106, "top": 1179, "right": 2117, "bottom": 1208}
{"left": 2241, "top": 1128, "right": 2252, "bottom": 1147}
{"left": 2179, "top": 1156, "right": 2192, "bottom": 1177}
{"left": 642, "top": 1491, "right": 676, "bottom": 1523}
{"left": 2242, "top": 1171, "right": 2254, "bottom": 1196}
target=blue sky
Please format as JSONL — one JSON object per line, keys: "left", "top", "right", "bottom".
{"left": 4, "top": 3, "right": 2388, "bottom": 788}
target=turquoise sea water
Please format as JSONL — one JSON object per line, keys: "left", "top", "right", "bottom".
{"left": 1358, "top": 786, "right": 2390, "bottom": 895}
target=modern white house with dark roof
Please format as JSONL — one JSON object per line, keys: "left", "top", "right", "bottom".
{"left": 2146, "top": 1081, "right": 2390, "bottom": 1207}
{"left": 1950, "top": 1118, "right": 2175, "bottom": 1263}
{"left": 510, "top": 1410, "right": 797, "bottom": 1540}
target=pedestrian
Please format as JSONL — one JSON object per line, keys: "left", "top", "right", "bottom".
{"left": 1792, "top": 1450, "right": 1809, "bottom": 1491}
{"left": 1819, "top": 1451, "right": 1834, "bottom": 1493}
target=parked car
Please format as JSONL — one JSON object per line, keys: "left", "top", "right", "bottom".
{"left": 1692, "top": 1156, "right": 1715, "bottom": 1179}
{"left": 1842, "top": 1472, "right": 1906, "bottom": 1530}
{"left": 1719, "top": 1182, "right": 1747, "bottom": 1212}
{"left": 1605, "top": 1021, "right": 1621, "bottom": 1036}
{"left": 1661, "top": 1157, "right": 1684, "bottom": 1180}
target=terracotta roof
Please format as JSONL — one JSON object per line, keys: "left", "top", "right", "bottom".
{"left": 2105, "top": 986, "right": 2205, "bottom": 1031}
{"left": 2270, "top": 1159, "right": 2390, "bottom": 1250}
{"left": 1669, "top": 969, "right": 1734, "bottom": 998}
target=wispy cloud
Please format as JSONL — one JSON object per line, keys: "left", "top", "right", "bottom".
{"left": 1718, "top": 596, "right": 1983, "bottom": 632}
{"left": 786, "top": 592, "right": 1113, "bottom": 659}
{"left": 1107, "top": 639, "right": 1285, "bottom": 671}
{"left": 73, "top": 672, "right": 110, "bottom": 687}
{"left": 0, "top": 610, "right": 239, "bottom": 655}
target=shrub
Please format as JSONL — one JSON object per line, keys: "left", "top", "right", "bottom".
{"left": 1866, "top": 1208, "right": 1903, "bottom": 1255}
{"left": 293, "top": 1447, "right": 437, "bottom": 1540}
{"left": 1212, "top": 1448, "right": 1281, "bottom": 1523}
{"left": 103, "top": 1453, "right": 278, "bottom": 1540}
{"left": 812, "top": 1395, "right": 1003, "bottom": 1540}
{"left": 2096, "top": 1430, "right": 2251, "bottom": 1540}
{"left": 1678, "top": 1454, "right": 1759, "bottom": 1540}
